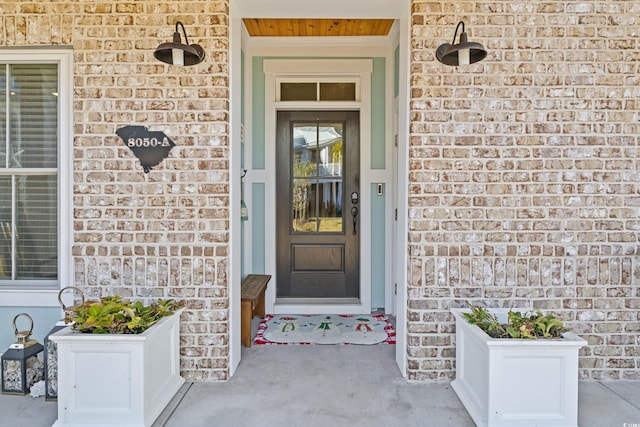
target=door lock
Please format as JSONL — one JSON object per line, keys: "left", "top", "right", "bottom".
{"left": 351, "top": 192, "right": 359, "bottom": 205}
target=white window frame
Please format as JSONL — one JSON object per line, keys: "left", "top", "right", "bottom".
{"left": 0, "top": 48, "right": 73, "bottom": 307}
{"left": 275, "top": 77, "right": 362, "bottom": 102}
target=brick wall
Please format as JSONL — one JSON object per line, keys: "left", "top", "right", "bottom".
{"left": 409, "top": 0, "right": 640, "bottom": 380}
{"left": 1, "top": 1, "right": 231, "bottom": 381}
{"left": 2, "top": 0, "right": 638, "bottom": 384}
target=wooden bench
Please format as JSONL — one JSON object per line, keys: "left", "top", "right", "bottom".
{"left": 240, "top": 274, "right": 271, "bottom": 348}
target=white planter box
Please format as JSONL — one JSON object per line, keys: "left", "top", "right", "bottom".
{"left": 450, "top": 308, "right": 587, "bottom": 427}
{"left": 50, "top": 309, "right": 185, "bottom": 427}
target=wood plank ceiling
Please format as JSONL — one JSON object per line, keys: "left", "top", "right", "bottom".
{"left": 243, "top": 18, "right": 394, "bottom": 37}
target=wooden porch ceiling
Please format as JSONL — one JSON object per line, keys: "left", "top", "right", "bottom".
{"left": 242, "top": 18, "right": 395, "bottom": 37}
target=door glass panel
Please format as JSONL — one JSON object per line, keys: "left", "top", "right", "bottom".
{"left": 280, "top": 82, "right": 358, "bottom": 101}
{"left": 293, "top": 124, "right": 318, "bottom": 176}
{"left": 281, "top": 83, "right": 317, "bottom": 101}
{"left": 319, "top": 83, "right": 356, "bottom": 101}
{"left": 292, "top": 178, "right": 316, "bottom": 232}
{"left": 291, "top": 122, "right": 344, "bottom": 233}
{"left": 318, "top": 123, "right": 342, "bottom": 177}
{"left": 317, "top": 180, "right": 342, "bottom": 232}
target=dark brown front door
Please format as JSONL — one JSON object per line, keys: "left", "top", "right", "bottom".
{"left": 276, "top": 111, "right": 360, "bottom": 300}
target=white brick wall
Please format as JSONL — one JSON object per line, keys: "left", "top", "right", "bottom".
{"left": 409, "top": 0, "right": 640, "bottom": 380}
{"left": 1, "top": 0, "right": 232, "bottom": 381}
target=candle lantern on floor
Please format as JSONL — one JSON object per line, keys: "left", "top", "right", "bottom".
{"left": 43, "top": 323, "right": 66, "bottom": 400}
{"left": 44, "top": 286, "right": 84, "bottom": 400}
{"left": 1, "top": 313, "right": 44, "bottom": 395}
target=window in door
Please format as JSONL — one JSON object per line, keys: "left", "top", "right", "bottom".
{"left": 292, "top": 121, "right": 344, "bottom": 233}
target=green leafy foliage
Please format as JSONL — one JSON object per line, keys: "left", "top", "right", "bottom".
{"left": 71, "top": 296, "right": 184, "bottom": 334}
{"left": 462, "top": 306, "right": 569, "bottom": 339}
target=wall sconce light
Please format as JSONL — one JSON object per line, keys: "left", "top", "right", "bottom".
{"left": 436, "top": 21, "right": 487, "bottom": 66}
{"left": 154, "top": 21, "right": 205, "bottom": 66}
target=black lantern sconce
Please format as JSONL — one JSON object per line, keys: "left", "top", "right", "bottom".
{"left": 1, "top": 313, "right": 44, "bottom": 395}
{"left": 436, "top": 21, "right": 487, "bottom": 66}
{"left": 154, "top": 21, "right": 205, "bottom": 66}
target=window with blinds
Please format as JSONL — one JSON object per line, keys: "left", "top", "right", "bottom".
{"left": 0, "top": 63, "right": 59, "bottom": 286}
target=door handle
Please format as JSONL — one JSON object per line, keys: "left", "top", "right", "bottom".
{"left": 351, "top": 206, "right": 358, "bottom": 235}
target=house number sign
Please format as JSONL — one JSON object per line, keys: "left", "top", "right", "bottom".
{"left": 116, "top": 125, "right": 176, "bottom": 173}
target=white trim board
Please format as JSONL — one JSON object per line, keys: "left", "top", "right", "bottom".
{"left": 234, "top": 0, "right": 403, "bottom": 18}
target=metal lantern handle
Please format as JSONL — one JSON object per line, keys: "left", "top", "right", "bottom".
{"left": 57, "top": 286, "right": 86, "bottom": 310}
{"left": 12, "top": 312, "right": 34, "bottom": 343}
{"left": 58, "top": 286, "right": 86, "bottom": 324}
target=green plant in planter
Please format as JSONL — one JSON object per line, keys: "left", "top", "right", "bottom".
{"left": 462, "top": 305, "right": 568, "bottom": 339}
{"left": 71, "top": 296, "right": 184, "bottom": 334}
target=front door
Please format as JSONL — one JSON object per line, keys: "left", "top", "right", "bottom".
{"left": 276, "top": 111, "right": 360, "bottom": 301}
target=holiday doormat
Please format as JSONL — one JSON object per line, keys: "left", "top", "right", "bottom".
{"left": 254, "top": 314, "right": 396, "bottom": 345}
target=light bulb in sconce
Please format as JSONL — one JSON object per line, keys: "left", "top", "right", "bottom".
{"left": 458, "top": 48, "right": 470, "bottom": 66}
{"left": 172, "top": 48, "right": 184, "bottom": 66}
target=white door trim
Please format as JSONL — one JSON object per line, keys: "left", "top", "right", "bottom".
{"left": 394, "top": 4, "right": 411, "bottom": 378}
{"left": 264, "top": 59, "right": 372, "bottom": 315}
{"left": 228, "top": 3, "right": 244, "bottom": 376}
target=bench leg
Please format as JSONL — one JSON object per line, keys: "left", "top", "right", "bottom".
{"left": 241, "top": 300, "right": 252, "bottom": 348}
{"left": 257, "top": 290, "right": 266, "bottom": 319}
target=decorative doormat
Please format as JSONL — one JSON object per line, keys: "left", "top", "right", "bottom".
{"left": 254, "top": 314, "right": 396, "bottom": 345}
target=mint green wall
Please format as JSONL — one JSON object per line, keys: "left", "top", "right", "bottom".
{"left": 370, "top": 58, "right": 387, "bottom": 308}
{"left": 371, "top": 58, "right": 386, "bottom": 170}
{"left": 0, "top": 307, "right": 62, "bottom": 354}
{"left": 371, "top": 183, "right": 386, "bottom": 309}
{"left": 251, "top": 57, "right": 266, "bottom": 170}
{"left": 394, "top": 45, "right": 400, "bottom": 99}
{"left": 241, "top": 49, "right": 245, "bottom": 125}
{"left": 251, "top": 183, "right": 266, "bottom": 273}
{"left": 249, "top": 57, "right": 267, "bottom": 274}
{"left": 245, "top": 56, "right": 266, "bottom": 274}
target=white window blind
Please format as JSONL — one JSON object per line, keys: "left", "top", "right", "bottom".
{"left": 0, "top": 63, "right": 59, "bottom": 287}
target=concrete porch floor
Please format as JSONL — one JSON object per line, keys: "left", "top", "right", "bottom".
{"left": 1, "top": 343, "right": 639, "bottom": 427}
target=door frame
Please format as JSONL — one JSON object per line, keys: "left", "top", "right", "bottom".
{"left": 229, "top": 0, "right": 411, "bottom": 377}
{"left": 264, "top": 59, "right": 373, "bottom": 315}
